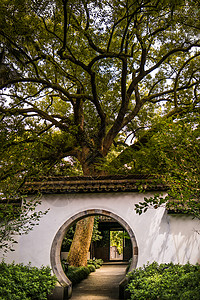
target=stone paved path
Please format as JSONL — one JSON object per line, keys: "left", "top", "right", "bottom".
{"left": 70, "top": 263, "right": 128, "bottom": 300}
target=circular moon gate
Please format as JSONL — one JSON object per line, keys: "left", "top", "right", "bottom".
{"left": 50, "top": 209, "right": 138, "bottom": 298}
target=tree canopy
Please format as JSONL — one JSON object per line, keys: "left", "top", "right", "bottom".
{"left": 0, "top": 0, "right": 199, "bottom": 181}
{"left": 133, "top": 116, "right": 200, "bottom": 220}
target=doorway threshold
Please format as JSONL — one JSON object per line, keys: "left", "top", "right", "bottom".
{"left": 103, "top": 261, "right": 129, "bottom": 265}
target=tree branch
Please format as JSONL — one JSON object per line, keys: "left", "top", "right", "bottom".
{"left": 103, "top": 58, "right": 128, "bottom": 154}
{"left": 0, "top": 77, "right": 91, "bottom": 101}
{"left": 0, "top": 105, "right": 70, "bottom": 132}
{"left": 127, "top": 43, "right": 200, "bottom": 98}
{"left": 0, "top": 31, "right": 40, "bottom": 78}
{"left": 111, "top": 106, "right": 190, "bottom": 167}
{"left": 70, "top": 12, "right": 105, "bottom": 55}
{"left": 174, "top": 53, "right": 200, "bottom": 108}
{"left": 145, "top": 43, "right": 200, "bottom": 78}
{"left": 90, "top": 71, "right": 106, "bottom": 143}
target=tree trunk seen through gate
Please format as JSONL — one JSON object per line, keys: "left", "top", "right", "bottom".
{"left": 67, "top": 216, "right": 95, "bottom": 267}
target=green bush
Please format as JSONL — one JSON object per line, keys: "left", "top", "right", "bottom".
{"left": 127, "top": 262, "right": 200, "bottom": 300}
{"left": 87, "top": 264, "right": 96, "bottom": 272}
{"left": 95, "top": 263, "right": 100, "bottom": 269}
{"left": 87, "top": 258, "right": 103, "bottom": 268}
{"left": 66, "top": 266, "right": 90, "bottom": 286}
{"left": 61, "top": 259, "right": 69, "bottom": 274}
{"left": 62, "top": 258, "right": 104, "bottom": 286}
{"left": 0, "top": 261, "right": 57, "bottom": 300}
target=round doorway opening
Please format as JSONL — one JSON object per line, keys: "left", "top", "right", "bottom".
{"left": 50, "top": 209, "right": 138, "bottom": 299}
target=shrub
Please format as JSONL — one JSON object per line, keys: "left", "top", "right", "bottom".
{"left": 62, "top": 258, "right": 104, "bottom": 286}
{"left": 61, "top": 259, "right": 69, "bottom": 274}
{"left": 87, "top": 264, "right": 96, "bottom": 272}
{"left": 126, "top": 262, "right": 200, "bottom": 300}
{"left": 95, "top": 264, "right": 101, "bottom": 269}
{"left": 87, "top": 258, "right": 103, "bottom": 268}
{"left": 0, "top": 261, "right": 57, "bottom": 300}
{"left": 66, "top": 266, "right": 90, "bottom": 286}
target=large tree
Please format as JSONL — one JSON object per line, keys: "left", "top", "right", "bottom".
{"left": 0, "top": 0, "right": 199, "bottom": 266}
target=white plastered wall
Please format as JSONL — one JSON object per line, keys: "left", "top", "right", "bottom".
{"left": 1, "top": 192, "right": 200, "bottom": 267}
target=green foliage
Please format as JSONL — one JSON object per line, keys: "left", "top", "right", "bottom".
{"left": 87, "top": 264, "right": 96, "bottom": 272}
{"left": 0, "top": 261, "right": 57, "bottom": 300}
{"left": 133, "top": 117, "right": 200, "bottom": 219}
{"left": 94, "top": 230, "right": 110, "bottom": 248}
{"left": 91, "top": 216, "right": 103, "bottom": 243}
{"left": 65, "top": 265, "right": 91, "bottom": 286}
{"left": 110, "top": 230, "right": 130, "bottom": 255}
{"left": 0, "top": 0, "right": 199, "bottom": 177}
{"left": 62, "top": 258, "right": 103, "bottom": 285}
{"left": 127, "top": 262, "right": 200, "bottom": 300}
{"left": 135, "top": 194, "right": 167, "bottom": 215}
{"left": 0, "top": 194, "right": 49, "bottom": 253}
{"left": 110, "top": 231, "right": 124, "bottom": 255}
{"left": 87, "top": 258, "right": 103, "bottom": 268}
{"left": 61, "top": 226, "right": 75, "bottom": 252}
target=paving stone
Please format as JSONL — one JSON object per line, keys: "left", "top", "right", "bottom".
{"left": 70, "top": 263, "right": 128, "bottom": 300}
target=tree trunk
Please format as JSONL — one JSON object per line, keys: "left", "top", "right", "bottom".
{"left": 67, "top": 216, "right": 95, "bottom": 267}
{"left": 67, "top": 149, "right": 106, "bottom": 267}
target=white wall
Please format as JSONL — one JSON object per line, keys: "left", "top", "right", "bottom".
{"left": 1, "top": 192, "right": 200, "bottom": 268}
